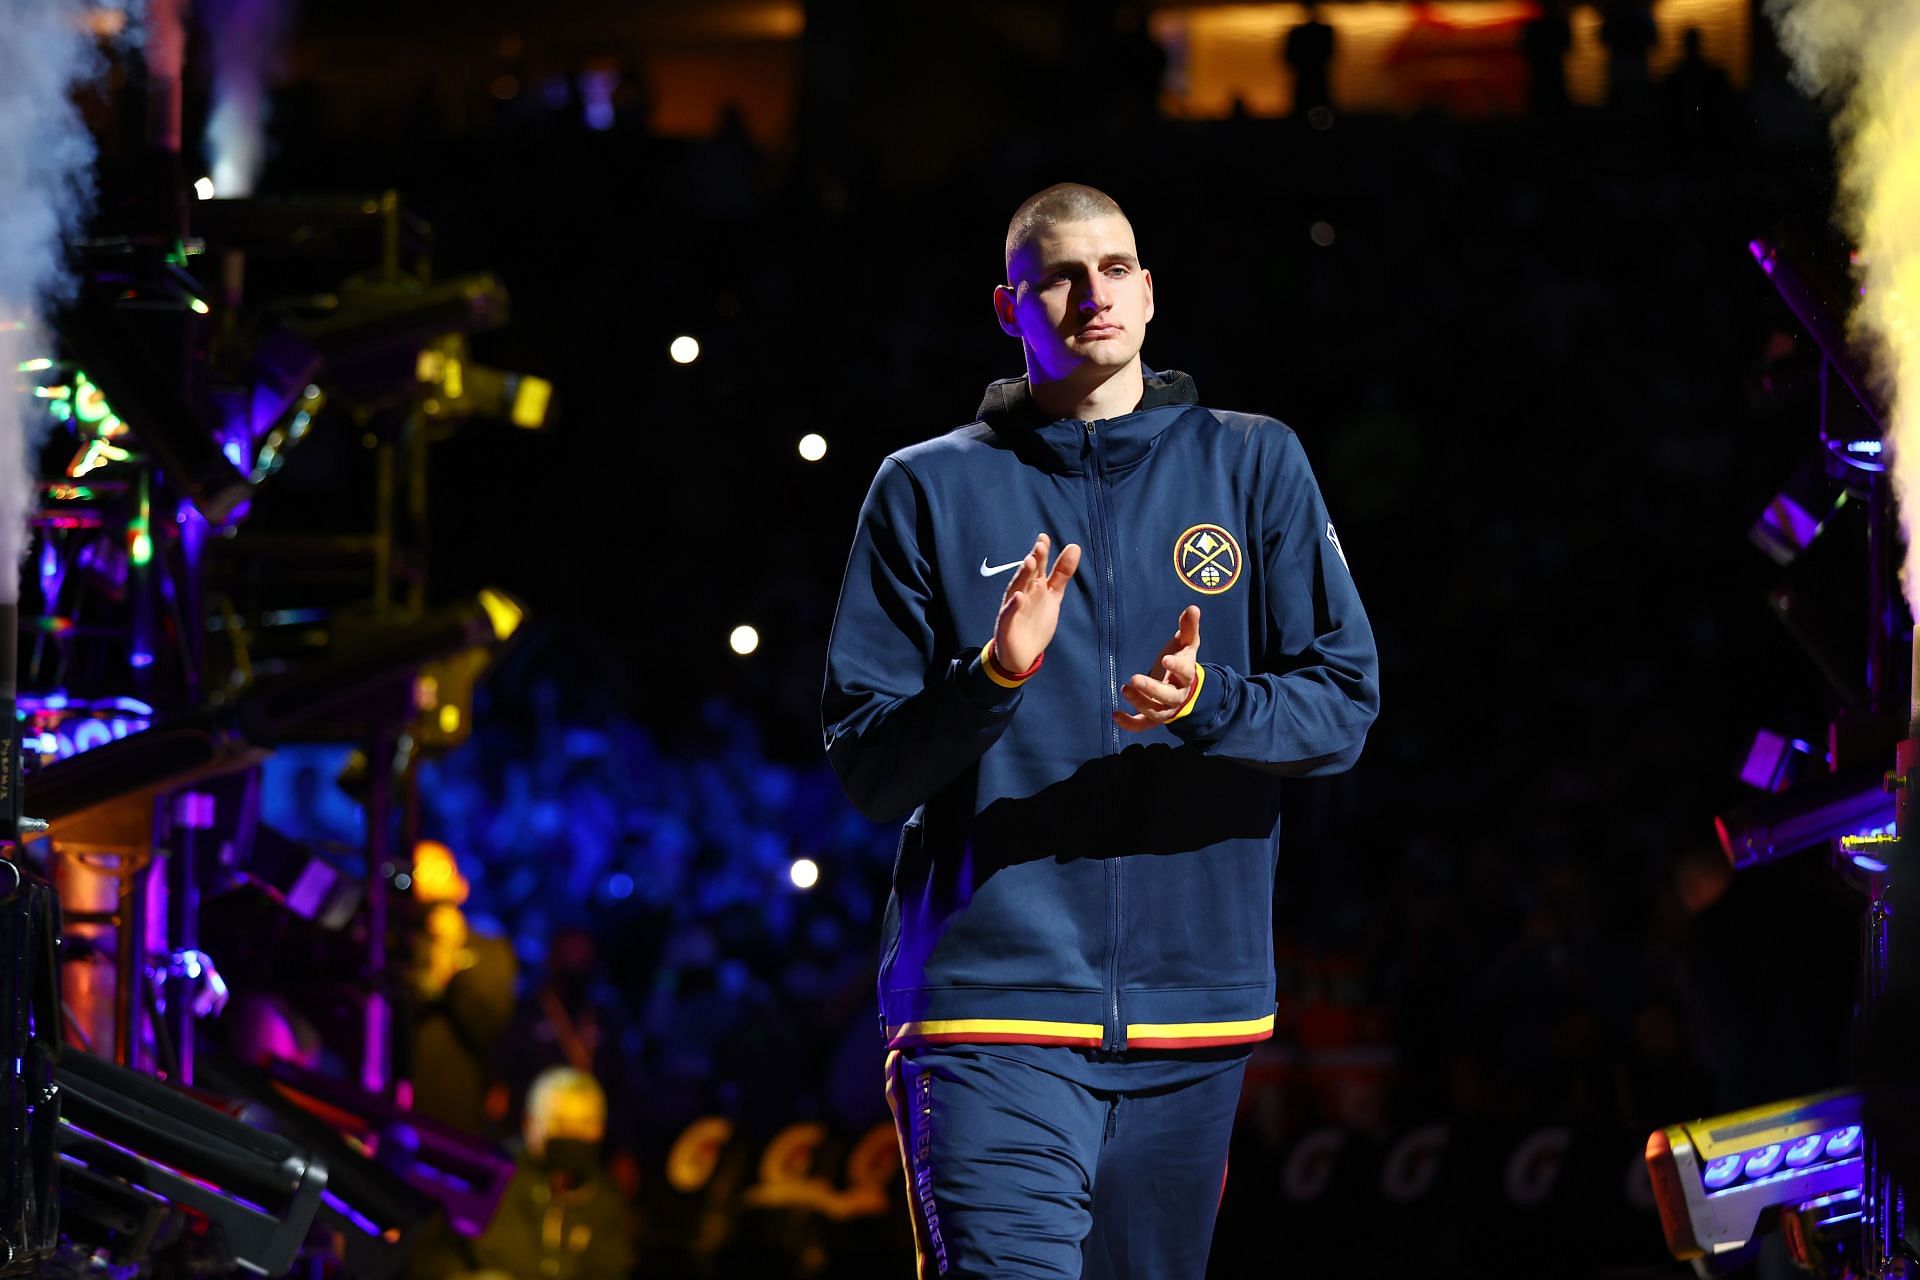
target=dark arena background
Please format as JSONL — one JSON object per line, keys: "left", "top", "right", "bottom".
{"left": 5, "top": 0, "right": 1920, "bottom": 1277}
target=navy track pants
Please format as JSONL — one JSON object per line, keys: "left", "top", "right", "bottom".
{"left": 884, "top": 1043, "right": 1249, "bottom": 1279}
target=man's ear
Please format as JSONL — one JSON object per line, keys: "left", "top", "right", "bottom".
{"left": 1142, "top": 268, "right": 1154, "bottom": 326}
{"left": 993, "top": 283, "right": 1021, "bottom": 338}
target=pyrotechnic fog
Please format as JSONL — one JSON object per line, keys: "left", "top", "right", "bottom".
{"left": 1767, "top": 0, "right": 1920, "bottom": 616}
{"left": 0, "top": 0, "right": 99, "bottom": 606}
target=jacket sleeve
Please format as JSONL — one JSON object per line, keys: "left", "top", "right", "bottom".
{"left": 821, "top": 457, "right": 1026, "bottom": 822}
{"left": 1169, "top": 427, "right": 1379, "bottom": 775}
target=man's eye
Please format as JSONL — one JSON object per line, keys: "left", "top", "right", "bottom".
{"left": 1106, "top": 266, "right": 1129, "bottom": 277}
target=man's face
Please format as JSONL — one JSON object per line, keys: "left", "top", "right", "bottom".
{"left": 996, "top": 215, "right": 1154, "bottom": 386}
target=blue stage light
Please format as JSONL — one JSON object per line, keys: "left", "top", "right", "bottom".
{"left": 1702, "top": 1154, "right": 1743, "bottom": 1190}
{"left": 1824, "top": 1126, "right": 1861, "bottom": 1159}
{"left": 1784, "top": 1133, "right": 1825, "bottom": 1167}
{"left": 1742, "top": 1144, "right": 1786, "bottom": 1179}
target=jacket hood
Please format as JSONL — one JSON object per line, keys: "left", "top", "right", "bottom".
{"left": 975, "top": 366, "right": 1201, "bottom": 474}
{"left": 975, "top": 365, "right": 1199, "bottom": 427}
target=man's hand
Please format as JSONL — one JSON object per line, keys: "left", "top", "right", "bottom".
{"left": 993, "top": 533, "right": 1081, "bottom": 674}
{"left": 1114, "top": 605, "right": 1201, "bottom": 731}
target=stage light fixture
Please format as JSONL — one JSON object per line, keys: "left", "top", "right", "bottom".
{"left": 1738, "top": 729, "right": 1817, "bottom": 793}
{"left": 24, "top": 719, "right": 269, "bottom": 827}
{"left": 1713, "top": 763, "right": 1893, "bottom": 870}
{"left": 291, "top": 274, "right": 511, "bottom": 373}
{"left": 197, "top": 1053, "right": 501, "bottom": 1278}
{"left": 414, "top": 336, "right": 554, "bottom": 431}
{"left": 1646, "top": 1088, "right": 1863, "bottom": 1263}
{"left": 790, "top": 858, "right": 819, "bottom": 889}
{"left": 25, "top": 591, "right": 526, "bottom": 827}
{"left": 798, "top": 433, "right": 827, "bottom": 461}
{"left": 670, "top": 335, "right": 700, "bottom": 364}
{"left": 244, "top": 589, "right": 528, "bottom": 738}
{"left": 212, "top": 823, "right": 363, "bottom": 930}
{"left": 54, "top": 1048, "right": 329, "bottom": 1276}
{"left": 477, "top": 588, "right": 523, "bottom": 642}
{"left": 1781, "top": 1187, "right": 1865, "bottom": 1275}
{"left": 1751, "top": 452, "right": 1854, "bottom": 565}
{"left": 730, "top": 624, "right": 760, "bottom": 655}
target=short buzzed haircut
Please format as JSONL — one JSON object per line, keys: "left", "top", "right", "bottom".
{"left": 1004, "top": 183, "right": 1129, "bottom": 280}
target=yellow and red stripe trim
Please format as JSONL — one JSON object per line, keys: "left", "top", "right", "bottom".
{"left": 885, "top": 1012, "right": 1275, "bottom": 1050}
{"left": 886, "top": 1017, "right": 1104, "bottom": 1048}
{"left": 1125, "top": 1014, "right": 1275, "bottom": 1049}
{"left": 981, "top": 640, "right": 1043, "bottom": 689}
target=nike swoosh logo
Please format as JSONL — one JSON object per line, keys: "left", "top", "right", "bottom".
{"left": 979, "top": 557, "right": 1025, "bottom": 577}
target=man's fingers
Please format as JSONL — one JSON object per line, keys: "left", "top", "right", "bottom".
{"left": 1048, "top": 542, "right": 1082, "bottom": 591}
{"left": 1113, "top": 709, "right": 1158, "bottom": 732}
{"left": 1177, "top": 604, "right": 1201, "bottom": 649}
{"left": 1126, "top": 673, "right": 1185, "bottom": 708}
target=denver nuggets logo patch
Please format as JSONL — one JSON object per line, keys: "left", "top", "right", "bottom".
{"left": 1174, "top": 523, "right": 1243, "bottom": 595}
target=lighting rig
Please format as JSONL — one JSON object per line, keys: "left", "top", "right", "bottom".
{"left": 1650, "top": 239, "right": 1915, "bottom": 1277}
{"left": 3, "top": 17, "right": 546, "bottom": 1276}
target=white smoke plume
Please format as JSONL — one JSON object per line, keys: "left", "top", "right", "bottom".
{"left": 1765, "top": 0, "right": 1920, "bottom": 619}
{"left": 0, "top": 0, "right": 106, "bottom": 606}
{"left": 203, "top": 0, "right": 291, "bottom": 197}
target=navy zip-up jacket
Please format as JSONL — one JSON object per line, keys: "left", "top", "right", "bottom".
{"left": 823, "top": 368, "right": 1379, "bottom": 1052}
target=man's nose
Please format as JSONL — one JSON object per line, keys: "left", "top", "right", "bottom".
{"left": 1080, "top": 277, "right": 1111, "bottom": 313}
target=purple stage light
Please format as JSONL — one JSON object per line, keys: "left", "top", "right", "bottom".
{"left": 1738, "top": 729, "right": 1814, "bottom": 793}
{"left": 38, "top": 538, "right": 64, "bottom": 607}
{"left": 1824, "top": 1126, "right": 1862, "bottom": 1158}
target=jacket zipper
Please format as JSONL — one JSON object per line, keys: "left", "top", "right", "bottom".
{"left": 1085, "top": 420, "right": 1125, "bottom": 1052}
